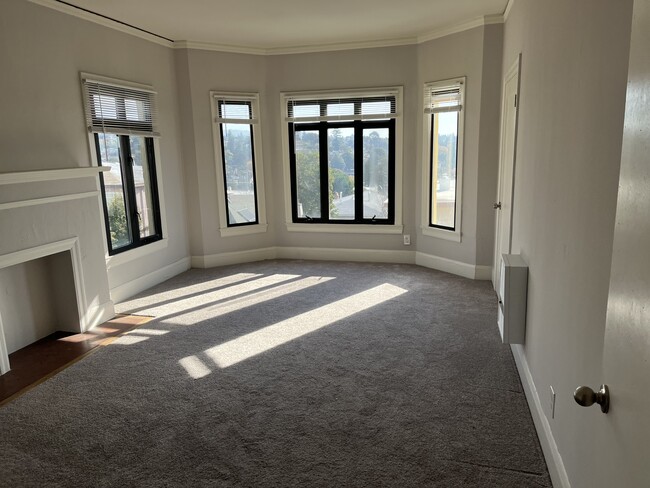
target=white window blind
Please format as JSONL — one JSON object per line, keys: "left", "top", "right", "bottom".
{"left": 286, "top": 91, "right": 399, "bottom": 123}
{"left": 424, "top": 82, "right": 463, "bottom": 114}
{"left": 214, "top": 94, "right": 258, "bottom": 125}
{"left": 82, "top": 78, "right": 159, "bottom": 137}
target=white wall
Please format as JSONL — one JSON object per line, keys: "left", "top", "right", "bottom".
{"left": 266, "top": 45, "right": 418, "bottom": 251}
{"left": 175, "top": 48, "right": 273, "bottom": 258}
{"left": 502, "top": 0, "right": 633, "bottom": 485}
{"left": 0, "top": 0, "right": 190, "bottom": 299}
{"left": 1, "top": 1, "right": 504, "bottom": 311}
{"left": 178, "top": 26, "right": 502, "bottom": 270}
{"left": 416, "top": 25, "right": 503, "bottom": 266}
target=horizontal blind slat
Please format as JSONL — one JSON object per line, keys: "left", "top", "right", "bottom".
{"left": 286, "top": 93, "right": 398, "bottom": 122}
{"left": 83, "top": 78, "right": 159, "bottom": 137}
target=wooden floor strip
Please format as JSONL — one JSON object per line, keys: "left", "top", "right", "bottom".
{"left": 0, "top": 314, "right": 152, "bottom": 407}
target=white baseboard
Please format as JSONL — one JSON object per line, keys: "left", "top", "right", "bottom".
{"left": 192, "top": 247, "right": 276, "bottom": 268}
{"left": 415, "top": 251, "right": 489, "bottom": 279}
{"left": 276, "top": 246, "right": 414, "bottom": 264}
{"left": 110, "top": 256, "right": 191, "bottom": 303}
{"left": 192, "top": 247, "right": 490, "bottom": 281}
{"left": 511, "top": 344, "right": 570, "bottom": 488}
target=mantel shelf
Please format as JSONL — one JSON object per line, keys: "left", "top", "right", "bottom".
{"left": 0, "top": 166, "right": 109, "bottom": 186}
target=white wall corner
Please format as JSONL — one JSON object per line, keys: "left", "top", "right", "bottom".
{"left": 510, "top": 344, "right": 571, "bottom": 488}
{"left": 503, "top": 0, "right": 516, "bottom": 21}
{"left": 276, "top": 247, "right": 415, "bottom": 264}
{"left": 192, "top": 248, "right": 277, "bottom": 269}
{"left": 474, "top": 264, "right": 493, "bottom": 280}
{"left": 110, "top": 256, "right": 191, "bottom": 304}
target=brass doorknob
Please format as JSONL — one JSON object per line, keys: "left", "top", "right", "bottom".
{"left": 574, "top": 384, "right": 610, "bottom": 413}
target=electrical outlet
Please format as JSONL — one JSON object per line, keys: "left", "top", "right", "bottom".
{"left": 549, "top": 386, "right": 556, "bottom": 419}
{"left": 403, "top": 234, "right": 411, "bottom": 245}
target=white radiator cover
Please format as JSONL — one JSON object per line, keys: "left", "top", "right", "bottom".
{"left": 497, "top": 254, "right": 528, "bottom": 344}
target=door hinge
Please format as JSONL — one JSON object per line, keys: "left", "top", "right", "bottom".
{"left": 514, "top": 94, "right": 518, "bottom": 108}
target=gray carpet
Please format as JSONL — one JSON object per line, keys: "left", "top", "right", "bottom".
{"left": 0, "top": 260, "right": 551, "bottom": 487}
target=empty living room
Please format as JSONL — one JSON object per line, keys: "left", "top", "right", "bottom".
{"left": 1, "top": 0, "right": 649, "bottom": 486}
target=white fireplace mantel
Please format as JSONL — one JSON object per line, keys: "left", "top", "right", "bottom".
{"left": 0, "top": 165, "right": 115, "bottom": 375}
{"left": 0, "top": 166, "right": 109, "bottom": 186}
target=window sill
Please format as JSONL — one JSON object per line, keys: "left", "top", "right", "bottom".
{"left": 219, "top": 223, "right": 268, "bottom": 237}
{"left": 106, "top": 238, "right": 169, "bottom": 269}
{"left": 421, "top": 226, "right": 461, "bottom": 242}
{"left": 286, "top": 223, "right": 403, "bottom": 235}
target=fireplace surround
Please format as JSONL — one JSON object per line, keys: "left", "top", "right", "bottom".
{"left": 0, "top": 167, "right": 115, "bottom": 374}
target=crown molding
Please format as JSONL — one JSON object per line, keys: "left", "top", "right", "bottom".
{"left": 174, "top": 40, "right": 266, "bottom": 56}
{"left": 418, "top": 15, "right": 503, "bottom": 44}
{"left": 28, "top": 0, "right": 504, "bottom": 56}
{"left": 182, "top": 15, "right": 504, "bottom": 56}
{"left": 27, "top": 0, "right": 173, "bottom": 48}
{"left": 265, "top": 36, "right": 418, "bottom": 55}
{"left": 504, "top": 0, "right": 516, "bottom": 21}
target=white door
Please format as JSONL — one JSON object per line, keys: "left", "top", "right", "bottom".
{"left": 585, "top": 2, "right": 650, "bottom": 484}
{"left": 493, "top": 55, "right": 521, "bottom": 293}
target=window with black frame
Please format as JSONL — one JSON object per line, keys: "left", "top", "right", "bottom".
{"left": 215, "top": 98, "right": 259, "bottom": 226}
{"left": 286, "top": 93, "right": 396, "bottom": 225}
{"left": 82, "top": 77, "right": 162, "bottom": 255}
{"left": 424, "top": 79, "right": 464, "bottom": 234}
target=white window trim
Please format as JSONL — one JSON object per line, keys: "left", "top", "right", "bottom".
{"left": 421, "top": 77, "right": 466, "bottom": 243}
{"left": 80, "top": 72, "right": 169, "bottom": 262}
{"left": 280, "top": 86, "right": 404, "bottom": 234}
{"left": 210, "top": 91, "right": 267, "bottom": 237}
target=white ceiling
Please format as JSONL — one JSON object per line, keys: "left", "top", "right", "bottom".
{"left": 58, "top": 0, "right": 509, "bottom": 50}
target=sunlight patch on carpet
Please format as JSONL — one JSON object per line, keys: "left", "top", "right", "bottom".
{"left": 201, "top": 283, "right": 407, "bottom": 369}
{"left": 179, "top": 355, "right": 212, "bottom": 379}
{"left": 170, "top": 275, "right": 335, "bottom": 325}
{"left": 156, "top": 274, "right": 304, "bottom": 319}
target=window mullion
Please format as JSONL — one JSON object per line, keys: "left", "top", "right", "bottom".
{"left": 318, "top": 123, "right": 329, "bottom": 222}
{"left": 248, "top": 124, "right": 260, "bottom": 225}
{"left": 145, "top": 138, "right": 163, "bottom": 236}
{"left": 288, "top": 123, "right": 300, "bottom": 221}
{"left": 388, "top": 118, "right": 396, "bottom": 223}
{"left": 121, "top": 135, "right": 140, "bottom": 245}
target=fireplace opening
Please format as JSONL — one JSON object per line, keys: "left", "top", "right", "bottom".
{"left": 0, "top": 251, "right": 80, "bottom": 362}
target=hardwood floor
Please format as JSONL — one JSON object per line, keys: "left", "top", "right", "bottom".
{"left": 0, "top": 314, "right": 151, "bottom": 406}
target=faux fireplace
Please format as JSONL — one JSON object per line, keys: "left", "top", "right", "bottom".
{"left": 0, "top": 167, "right": 115, "bottom": 374}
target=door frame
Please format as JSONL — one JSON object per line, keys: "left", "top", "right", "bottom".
{"left": 493, "top": 54, "right": 522, "bottom": 289}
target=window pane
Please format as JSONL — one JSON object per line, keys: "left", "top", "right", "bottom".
{"left": 220, "top": 102, "right": 251, "bottom": 120}
{"left": 328, "top": 128, "right": 355, "bottom": 220}
{"left": 93, "top": 95, "right": 117, "bottom": 119}
{"left": 97, "top": 133, "right": 132, "bottom": 249}
{"left": 129, "top": 136, "right": 159, "bottom": 237}
{"left": 294, "top": 130, "right": 321, "bottom": 219}
{"left": 292, "top": 104, "right": 320, "bottom": 119}
{"left": 363, "top": 128, "right": 389, "bottom": 219}
{"left": 221, "top": 124, "right": 257, "bottom": 224}
{"left": 327, "top": 103, "right": 354, "bottom": 118}
{"left": 430, "top": 111, "right": 458, "bottom": 229}
{"left": 362, "top": 101, "right": 391, "bottom": 115}
{"left": 124, "top": 99, "right": 146, "bottom": 122}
